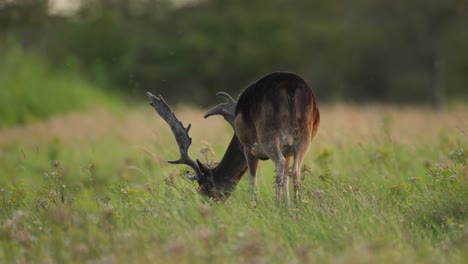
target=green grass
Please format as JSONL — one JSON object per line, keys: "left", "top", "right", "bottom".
{"left": 0, "top": 45, "right": 117, "bottom": 128}
{"left": 0, "top": 104, "right": 467, "bottom": 263}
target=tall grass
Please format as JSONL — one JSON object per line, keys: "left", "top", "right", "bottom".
{"left": 0, "top": 45, "right": 116, "bottom": 127}
{"left": 0, "top": 104, "right": 467, "bottom": 263}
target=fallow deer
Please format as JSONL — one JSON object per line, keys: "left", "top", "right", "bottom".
{"left": 147, "top": 72, "right": 320, "bottom": 205}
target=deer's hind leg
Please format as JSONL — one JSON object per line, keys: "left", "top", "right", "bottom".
{"left": 266, "top": 138, "right": 287, "bottom": 206}
{"left": 292, "top": 147, "right": 308, "bottom": 205}
{"left": 273, "top": 155, "right": 285, "bottom": 206}
{"left": 282, "top": 156, "right": 291, "bottom": 206}
{"left": 244, "top": 150, "right": 259, "bottom": 202}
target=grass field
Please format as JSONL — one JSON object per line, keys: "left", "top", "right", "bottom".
{"left": 0, "top": 103, "right": 467, "bottom": 263}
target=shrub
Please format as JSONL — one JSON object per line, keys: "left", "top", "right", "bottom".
{"left": 0, "top": 44, "right": 115, "bottom": 127}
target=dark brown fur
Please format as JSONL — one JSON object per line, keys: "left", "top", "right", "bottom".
{"left": 235, "top": 72, "right": 320, "bottom": 205}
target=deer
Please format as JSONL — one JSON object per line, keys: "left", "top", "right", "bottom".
{"left": 147, "top": 72, "right": 320, "bottom": 205}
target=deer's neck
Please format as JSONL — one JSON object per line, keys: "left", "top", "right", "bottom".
{"left": 211, "top": 134, "right": 247, "bottom": 194}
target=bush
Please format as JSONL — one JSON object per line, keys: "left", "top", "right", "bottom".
{"left": 0, "top": 44, "right": 115, "bottom": 127}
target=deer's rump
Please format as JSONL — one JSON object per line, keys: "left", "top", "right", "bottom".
{"left": 234, "top": 72, "right": 317, "bottom": 160}
{"left": 235, "top": 72, "right": 315, "bottom": 127}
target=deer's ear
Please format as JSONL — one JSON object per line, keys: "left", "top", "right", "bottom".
{"left": 196, "top": 159, "right": 210, "bottom": 174}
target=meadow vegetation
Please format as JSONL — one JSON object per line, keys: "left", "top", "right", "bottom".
{"left": 0, "top": 102, "right": 466, "bottom": 263}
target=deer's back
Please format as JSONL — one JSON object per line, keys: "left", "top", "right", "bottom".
{"left": 235, "top": 72, "right": 319, "bottom": 159}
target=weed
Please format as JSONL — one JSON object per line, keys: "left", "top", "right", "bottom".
{"left": 316, "top": 146, "right": 333, "bottom": 173}
{"left": 449, "top": 146, "right": 467, "bottom": 165}
{"left": 426, "top": 163, "right": 464, "bottom": 190}
{"left": 107, "top": 181, "right": 141, "bottom": 206}
{"left": 0, "top": 184, "right": 26, "bottom": 216}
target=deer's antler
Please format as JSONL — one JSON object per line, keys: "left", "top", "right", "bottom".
{"left": 146, "top": 92, "right": 203, "bottom": 181}
{"left": 204, "top": 92, "right": 237, "bottom": 129}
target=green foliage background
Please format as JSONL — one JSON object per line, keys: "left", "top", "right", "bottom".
{"left": 0, "top": 44, "right": 115, "bottom": 127}
{"left": 1, "top": 0, "right": 467, "bottom": 111}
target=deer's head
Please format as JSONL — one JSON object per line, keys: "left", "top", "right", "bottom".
{"left": 147, "top": 92, "right": 246, "bottom": 200}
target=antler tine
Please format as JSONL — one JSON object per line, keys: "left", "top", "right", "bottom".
{"left": 204, "top": 92, "right": 237, "bottom": 129}
{"left": 146, "top": 92, "right": 202, "bottom": 181}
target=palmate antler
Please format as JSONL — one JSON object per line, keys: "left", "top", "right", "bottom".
{"left": 204, "top": 92, "right": 237, "bottom": 129}
{"left": 146, "top": 92, "right": 203, "bottom": 181}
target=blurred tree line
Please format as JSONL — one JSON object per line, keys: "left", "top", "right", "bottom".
{"left": 1, "top": 0, "right": 467, "bottom": 108}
